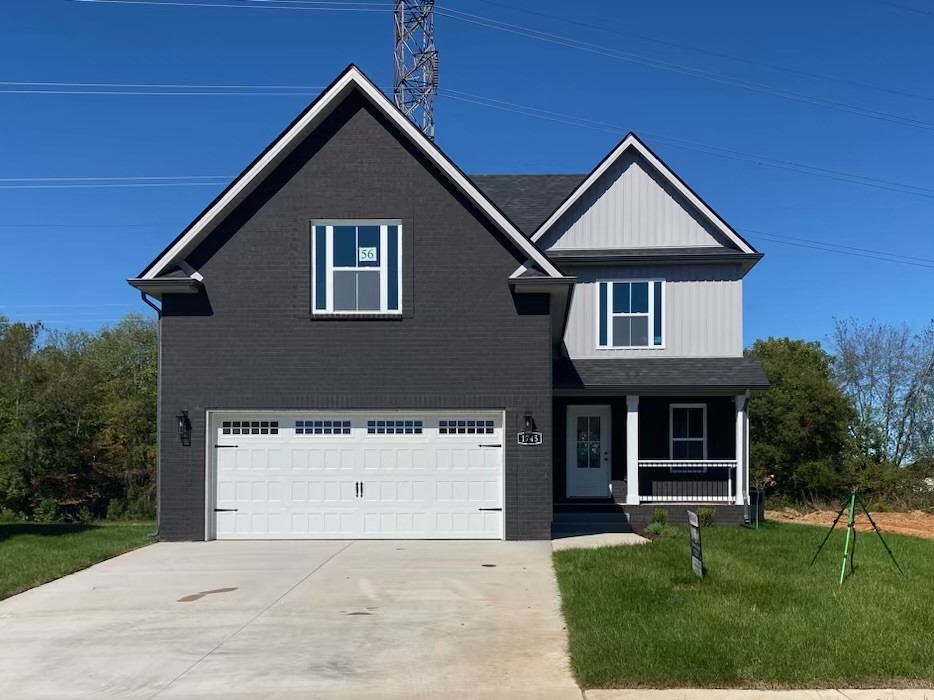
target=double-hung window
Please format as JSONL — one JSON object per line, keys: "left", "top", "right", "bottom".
{"left": 670, "top": 404, "right": 706, "bottom": 460}
{"left": 312, "top": 222, "right": 402, "bottom": 314}
{"left": 597, "top": 280, "right": 664, "bottom": 348}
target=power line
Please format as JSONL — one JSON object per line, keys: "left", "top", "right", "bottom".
{"left": 738, "top": 227, "right": 934, "bottom": 265}
{"left": 0, "top": 86, "right": 931, "bottom": 200}
{"left": 869, "top": 0, "right": 934, "bottom": 17}
{"left": 0, "top": 181, "right": 226, "bottom": 190}
{"left": 0, "top": 223, "right": 182, "bottom": 227}
{"left": 0, "top": 80, "right": 327, "bottom": 90}
{"left": 741, "top": 231, "right": 934, "bottom": 269}
{"left": 438, "top": 89, "right": 934, "bottom": 200}
{"left": 69, "top": 0, "right": 392, "bottom": 11}
{"left": 0, "top": 175, "right": 231, "bottom": 182}
{"left": 459, "top": 0, "right": 934, "bottom": 104}
{"left": 67, "top": 0, "right": 934, "bottom": 132}
{"left": 435, "top": 7, "right": 934, "bottom": 133}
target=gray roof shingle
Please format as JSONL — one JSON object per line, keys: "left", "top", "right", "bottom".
{"left": 554, "top": 356, "right": 769, "bottom": 391}
{"left": 470, "top": 174, "right": 584, "bottom": 236}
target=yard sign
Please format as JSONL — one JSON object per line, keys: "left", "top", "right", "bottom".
{"left": 687, "top": 510, "right": 704, "bottom": 577}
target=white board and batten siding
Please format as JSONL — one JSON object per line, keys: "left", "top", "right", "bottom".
{"left": 207, "top": 411, "right": 504, "bottom": 540}
{"left": 538, "top": 151, "right": 732, "bottom": 251}
{"left": 564, "top": 264, "right": 743, "bottom": 359}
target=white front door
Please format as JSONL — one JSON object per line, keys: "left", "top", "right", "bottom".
{"left": 210, "top": 412, "right": 504, "bottom": 540}
{"left": 566, "top": 405, "right": 612, "bottom": 498}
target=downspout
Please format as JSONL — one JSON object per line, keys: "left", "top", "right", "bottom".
{"left": 141, "top": 292, "right": 162, "bottom": 541}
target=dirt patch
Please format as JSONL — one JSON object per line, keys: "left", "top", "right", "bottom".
{"left": 768, "top": 508, "right": 934, "bottom": 540}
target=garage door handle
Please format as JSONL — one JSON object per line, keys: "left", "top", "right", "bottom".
{"left": 478, "top": 508, "right": 502, "bottom": 512}
{"left": 214, "top": 508, "right": 238, "bottom": 512}
{"left": 478, "top": 443, "right": 501, "bottom": 448}
{"left": 215, "top": 444, "right": 239, "bottom": 448}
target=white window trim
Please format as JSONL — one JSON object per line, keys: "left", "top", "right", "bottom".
{"left": 312, "top": 220, "right": 402, "bottom": 315}
{"left": 670, "top": 403, "right": 707, "bottom": 460}
{"left": 596, "top": 279, "right": 665, "bottom": 350}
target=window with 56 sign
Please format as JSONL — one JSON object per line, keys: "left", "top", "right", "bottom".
{"left": 312, "top": 222, "right": 401, "bottom": 314}
{"left": 597, "top": 280, "right": 664, "bottom": 348}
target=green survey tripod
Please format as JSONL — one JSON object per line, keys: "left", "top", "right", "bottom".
{"left": 808, "top": 490, "right": 903, "bottom": 584}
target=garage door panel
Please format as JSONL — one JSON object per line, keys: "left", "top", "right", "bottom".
{"left": 213, "top": 413, "right": 503, "bottom": 539}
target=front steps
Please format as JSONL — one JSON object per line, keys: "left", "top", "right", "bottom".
{"left": 552, "top": 501, "right": 746, "bottom": 538}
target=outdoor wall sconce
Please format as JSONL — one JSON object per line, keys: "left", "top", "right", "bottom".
{"left": 518, "top": 414, "right": 543, "bottom": 446}
{"left": 177, "top": 410, "right": 192, "bottom": 447}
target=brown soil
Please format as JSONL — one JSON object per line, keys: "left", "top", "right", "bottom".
{"left": 767, "top": 507, "right": 934, "bottom": 540}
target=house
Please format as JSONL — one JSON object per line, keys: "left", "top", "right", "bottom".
{"left": 128, "top": 65, "right": 767, "bottom": 541}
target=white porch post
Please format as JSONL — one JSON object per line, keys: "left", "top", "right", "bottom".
{"left": 626, "top": 395, "right": 640, "bottom": 505}
{"left": 734, "top": 394, "right": 747, "bottom": 506}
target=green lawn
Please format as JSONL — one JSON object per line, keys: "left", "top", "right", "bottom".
{"left": 0, "top": 522, "right": 153, "bottom": 601}
{"left": 553, "top": 521, "right": 934, "bottom": 689}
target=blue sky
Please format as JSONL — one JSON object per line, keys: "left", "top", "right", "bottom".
{"left": 1, "top": 0, "right": 932, "bottom": 347}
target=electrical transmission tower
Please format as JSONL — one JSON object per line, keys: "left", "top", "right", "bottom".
{"left": 394, "top": 0, "right": 438, "bottom": 140}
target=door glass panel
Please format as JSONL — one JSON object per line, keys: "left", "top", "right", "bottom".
{"left": 589, "top": 416, "right": 601, "bottom": 441}
{"left": 577, "top": 416, "right": 589, "bottom": 442}
{"left": 589, "top": 440, "right": 601, "bottom": 469}
{"left": 577, "top": 442, "right": 589, "bottom": 469}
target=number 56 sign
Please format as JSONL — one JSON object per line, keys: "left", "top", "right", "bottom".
{"left": 358, "top": 247, "right": 377, "bottom": 263}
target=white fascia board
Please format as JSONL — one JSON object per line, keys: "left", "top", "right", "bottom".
{"left": 509, "top": 133, "right": 756, "bottom": 279}
{"left": 178, "top": 260, "right": 204, "bottom": 282}
{"left": 142, "top": 66, "right": 562, "bottom": 280}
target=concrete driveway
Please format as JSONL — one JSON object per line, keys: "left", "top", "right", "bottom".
{"left": 0, "top": 540, "right": 580, "bottom": 700}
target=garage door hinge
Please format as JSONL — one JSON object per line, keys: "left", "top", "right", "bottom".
{"left": 478, "top": 508, "right": 502, "bottom": 512}
{"left": 214, "top": 508, "right": 238, "bottom": 512}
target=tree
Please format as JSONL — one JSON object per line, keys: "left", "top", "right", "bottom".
{"left": 746, "top": 338, "right": 854, "bottom": 501}
{"left": 0, "top": 314, "right": 157, "bottom": 521}
{"left": 831, "top": 318, "right": 934, "bottom": 467}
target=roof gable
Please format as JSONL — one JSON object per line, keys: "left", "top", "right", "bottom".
{"left": 527, "top": 133, "right": 757, "bottom": 255}
{"left": 136, "top": 65, "right": 562, "bottom": 281}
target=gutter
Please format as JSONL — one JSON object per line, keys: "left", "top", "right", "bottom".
{"left": 140, "top": 292, "right": 162, "bottom": 542}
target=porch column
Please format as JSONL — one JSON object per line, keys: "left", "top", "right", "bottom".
{"left": 734, "top": 394, "right": 747, "bottom": 506}
{"left": 626, "top": 395, "right": 639, "bottom": 505}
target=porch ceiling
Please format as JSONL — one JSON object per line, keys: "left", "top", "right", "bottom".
{"left": 553, "top": 356, "right": 769, "bottom": 395}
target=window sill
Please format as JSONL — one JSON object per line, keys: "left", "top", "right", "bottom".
{"left": 310, "top": 313, "right": 403, "bottom": 321}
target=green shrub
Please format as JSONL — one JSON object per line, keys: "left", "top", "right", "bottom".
{"left": 645, "top": 522, "right": 680, "bottom": 538}
{"left": 34, "top": 499, "right": 61, "bottom": 523}
{"left": 651, "top": 508, "right": 669, "bottom": 526}
{"left": 0, "top": 509, "right": 19, "bottom": 523}
{"left": 697, "top": 506, "right": 716, "bottom": 527}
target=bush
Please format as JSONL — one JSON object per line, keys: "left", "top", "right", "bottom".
{"left": 697, "top": 507, "right": 716, "bottom": 527}
{"left": 645, "top": 522, "right": 680, "bottom": 538}
{"left": 34, "top": 499, "right": 61, "bottom": 523}
{"left": 651, "top": 508, "right": 669, "bottom": 526}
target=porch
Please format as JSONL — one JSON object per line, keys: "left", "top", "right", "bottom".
{"left": 553, "top": 394, "right": 748, "bottom": 509}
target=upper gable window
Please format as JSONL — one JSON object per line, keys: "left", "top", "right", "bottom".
{"left": 312, "top": 222, "right": 401, "bottom": 314}
{"left": 597, "top": 280, "right": 664, "bottom": 349}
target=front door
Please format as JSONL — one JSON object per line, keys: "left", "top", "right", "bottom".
{"left": 566, "top": 405, "right": 612, "bottom": 498}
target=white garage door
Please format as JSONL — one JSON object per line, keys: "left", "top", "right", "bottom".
{"left": 210, "top": 412, "right": 504, "bottom": 540}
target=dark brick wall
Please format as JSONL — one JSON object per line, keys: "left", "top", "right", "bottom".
{"left": 156, "top": 91, "right": 554, "bottom": 541}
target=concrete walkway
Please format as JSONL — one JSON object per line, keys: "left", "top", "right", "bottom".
{"left": 552, "top": 533, "right": 649, "bottom": 551}
{"left": 0, "top": 540, "right": 580, "bottom": 700}
{"left": 586, "top": 691, "right": 933, "bottom": 699}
